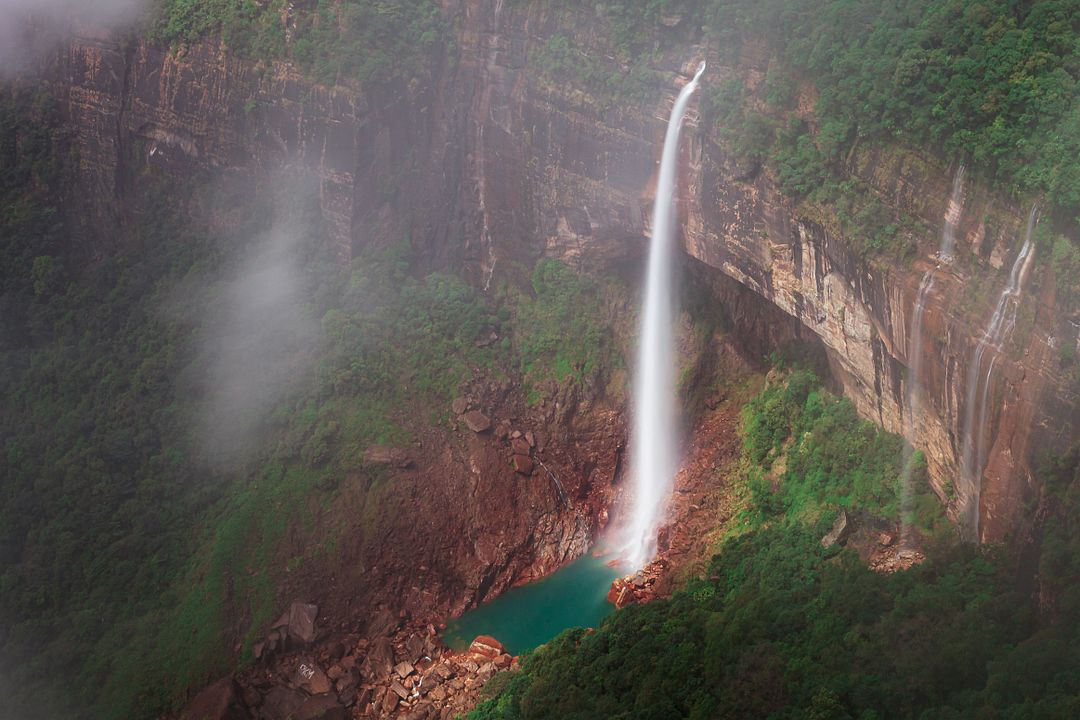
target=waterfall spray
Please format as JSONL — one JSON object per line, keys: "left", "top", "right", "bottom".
{"left": 899, "top": 165, "right": 965, "bottom": 547}
{"left": 958, "top": 204, "right": 1039, "bottom": 541}
{"left": 624, "top": 62, "right": 705, "bottom": 570}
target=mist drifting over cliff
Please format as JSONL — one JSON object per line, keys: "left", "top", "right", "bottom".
{"left": 0, "top": 0, "right": 145, "bottom": 75}
{"left": 162, "top": 179, "right": 322, "bottom": 469}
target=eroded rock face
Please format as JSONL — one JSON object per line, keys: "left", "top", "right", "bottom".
{"left": 446, "top": 3, "right": 1078, "bottom": 543}
{"left": 27, "top": 0, "right": 1077, "bottom": 565}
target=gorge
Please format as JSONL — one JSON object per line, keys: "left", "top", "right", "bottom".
{"left": 2, "top": 2, "right": 1080, "bottom": 719}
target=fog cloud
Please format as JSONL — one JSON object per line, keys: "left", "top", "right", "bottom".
{"left": 0, "top": 0, "right": 146, "bottom": 75}
{"left": 188, "top": 182, "right": 321, "bottom": 468}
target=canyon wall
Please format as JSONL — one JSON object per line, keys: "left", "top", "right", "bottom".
{"left": 30, "top": 0, "right": 1080, "bottom": 549}
{"left": 453, "top": 0, "right": 1080, "bottom": 543}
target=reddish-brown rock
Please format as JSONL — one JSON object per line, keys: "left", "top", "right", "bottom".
{"left": 512, "top": 454, "right": 534, "bottom": 474}
{"left": 467, "top": 635, "right": 504, "bottom": 660}
{"left": 463, "top": 410, "right": 491, "bottom": 433}
{"left": 179, "top": 678, "right": 249, "bottom": 720}
{"left": 365, "top": 446, "right": 413, "bottom": 468}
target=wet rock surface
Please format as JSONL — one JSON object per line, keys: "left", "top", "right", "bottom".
{"left": 820, "top": 509, "right": 851, "bottom": 548}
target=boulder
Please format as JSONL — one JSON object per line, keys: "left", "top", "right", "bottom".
{"left": 512, "top": 454, "right": 534, "bottom": 474}
{"left": 295, "top": 694, "right": 345, "bottom": 720}
{"left": 406, "top": 634, "right": 426, "bottom": 661}
{"left": 511, "top": 437, "right": 531, "bottom": 455}
{"left": 363, "top": 446, "right": 413, "bottom": 468}
{"left": 335, "top": 667, "right": 359, "bottom": 695}
{"left": 286, "top": 602, "right": 318, "bottom": 645}
{"left": 295, "top": 662, "right": 332, "bottom": 695}
{"left": 821, "top": 509, "right": 851, "bottom": 548}
{"left": 475, "top": 331, "right": 498, "bottom": 348}
{"left": 180, "top": 678, "right": 250, "bottom": 720}
{"left": 606, "top": 579, "right": 634, "bottom": 609}
{"left": 365, "top": 636, "right": 395, "bottom": 679}
{"left": 451, "top": 397, "right": 469, "bottom": 415}
{"left": 390, "top": 681, "right": 411, "bottom": 700}
{"left": 494, "top": 420, "right": 512, "bottom": 440}
{"left": 259, "top": 687, "right": 306, "bottom": 720}
{"left": 377, "top": 687, "right": 399, "bottom": 715}
{"left": 354, "top": 686, "right": 374, "bottom": 709}
{"left": 365, "top": 608, "right": 400, "bottom": 638}
{"left": 463, "top": 410, "right": 491, "bottom": 433}
{"left": 525, "top": 431, "right": 535, "bottom": 448}
{"left": 394, "top": 661, "right": 416, "bottom": 679}
{"left": 493, "top": 654, "right": 512, "bottom": 669}
{"left": 468, "top": 635, "right": 504, "bottom": 660}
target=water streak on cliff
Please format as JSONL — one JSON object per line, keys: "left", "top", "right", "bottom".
{"left": 959, "top": 204, "right": 1039, "bottom": 540}
{"left": 900, "top": 165, "right": 964, "bottom": 546}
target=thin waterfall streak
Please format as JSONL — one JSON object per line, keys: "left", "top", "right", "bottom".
{"left": 976, "top": 354, "right": 998, "bottom": 474}
{"left": 958, "top": 204, "right": 1039, "bottom": 541}
{"left": 939, "top": 164, "right": 965, "bottom": 262}
{"left": 900, "top": 164, "right": 964, "bottom": 548}
{"left": 625, "top": 62, "right": 705, "bottom": 570}
{"left": 900, "top": 272, "right": 935, "bottom": 549}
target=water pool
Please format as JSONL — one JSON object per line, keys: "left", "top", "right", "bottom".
{"left": 443, "top": 553, "right": 621, "bottom": 656}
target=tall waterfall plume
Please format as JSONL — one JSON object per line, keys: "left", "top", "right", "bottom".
{"left": 958, "top": 204, "right": 1039, "bottom": 541}
{"left": 899, "top": 164, "right": 964, "bottom": 546}
{"left": 624, "top": 62, "right": 705, "bottom": 570}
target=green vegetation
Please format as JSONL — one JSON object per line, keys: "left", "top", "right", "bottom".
{"left": 523, "top": 1, "right": 692, "bottom": 109}
{"left": 741, "top": 368, "right": 906, "bottom": 526}
{"left": 153, "top": 0, "right": 447, "bottom": 86}
{"left": 705, "top": 0, "right": 1080, "bottom": 221}
{"left": 530, "top": 33, "right": 656, "bottom": 110}
{"left": 509, "top": 259, "right": 622, "bottom": 402}
{"left": 470, "top": 371, "right": 1080, "bottom": 719}
{"left": 702, "top": 0, "right": 1080, "bottom": 253}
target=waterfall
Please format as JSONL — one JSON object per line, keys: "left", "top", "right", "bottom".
{"left": 900, "top": 165, "right": 965, "bottom": 546}
{"left": 624, "top": 62, "right": 705, "bottom": 570}
{"left": 939, "top": 164, "right": 966, "bottom": 262}
{"left": 958, "top": 205, "right": 1039, "bottom": 540}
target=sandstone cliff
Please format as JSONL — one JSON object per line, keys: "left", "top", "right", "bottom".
{"left": 31, "top": 0, "right": 1080, "bottom": 550}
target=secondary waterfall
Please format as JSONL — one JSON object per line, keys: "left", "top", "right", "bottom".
{"left": 624, "top": 62, "right": 705, "bottom": 570}
{"left": 900, "top": 165, "right": 964, "bottom": 546}
{"left": 958, "top": 205, "right": 1039, "bottom": 540}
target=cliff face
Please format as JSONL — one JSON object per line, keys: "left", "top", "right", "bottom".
{"left": 35, "top": 1, "right": 1079, "bottom": 551}
{"left": 452, "top": 1, "right": 1079, "bottom": 543}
